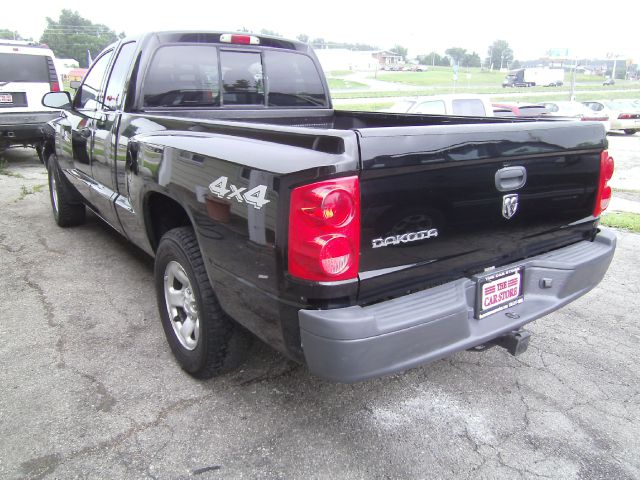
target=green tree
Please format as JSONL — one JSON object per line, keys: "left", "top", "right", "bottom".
{"left": 463, "top": 51, "right": 481, "bottom": 68}
{"left": 311, "top": 38, "right": 326, "bottom": 48}
{"left": 511, "top": 59, "right": 521, "bottom": 69}
{"left": 418, "top": 52, "right": 449, "bottom": 67}
{"left": 487, "top": 40, "right": 513, "bottom": 70}
{"left": 0, "top": 29, "right": 22, "bottom": 40}
{"left": 390, "top": 45, "right": 408, "bottom": 61}
{"left": 296, "top": 33, "right": 309, "bottom": 43}
{"left": 39, "top": 10, "right": 120, "bottom": 67}
{"left": 260, "top": 28, "right": 280, "bottom": 37}
{"left": 445, "top": 47, "right": 467, "bottom": 65}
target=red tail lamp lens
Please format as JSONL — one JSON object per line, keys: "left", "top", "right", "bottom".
{"left": 319, "top": 235, "right": 353, "bottom": 276}
{"left": 320, "top": 189, "right": 355, "bottom": 226}
{"left": 50, "top": 82, "right": 60, "bottom": 92}
{"left": 288, "top": 176, "right": 360, "bottom": 282}
{"left": 593, "top": 151, "right": 614, "bottom": 217}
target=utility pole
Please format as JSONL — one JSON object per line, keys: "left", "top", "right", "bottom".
{"left": 570, "top": 57, "right": 577, "bottom": 101}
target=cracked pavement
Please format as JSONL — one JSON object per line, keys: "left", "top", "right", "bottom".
{"left": 0, "top": 148, "right": 639, "bottom": 479}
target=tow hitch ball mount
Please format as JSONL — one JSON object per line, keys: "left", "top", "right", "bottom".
{"left": 470, "top": 329, "right": 531, "bottom": 356}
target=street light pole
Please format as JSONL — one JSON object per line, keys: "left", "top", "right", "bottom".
{"left": 570, "top": 57, "right": 577, "bottom": 101}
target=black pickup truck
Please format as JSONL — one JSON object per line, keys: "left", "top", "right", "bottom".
{"left": 41, "top": 32, "right": 616, "bottom": 382}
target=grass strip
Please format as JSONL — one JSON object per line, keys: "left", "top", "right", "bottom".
{"left": 601, "top": 212, "right": 640, "bottom": 233}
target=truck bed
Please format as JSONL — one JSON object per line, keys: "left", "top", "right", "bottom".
{"left": 127, "top": 109, "right": 606, "bottom": 308}
{"left": 140, "top": 108, "right": 533, "bottom": 130}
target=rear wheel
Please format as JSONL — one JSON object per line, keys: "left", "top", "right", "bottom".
{"left": 36, "top": 144, "right": 44, "bottom": 164}
{"left": 47, "top": 153, "right": 85, "bottom": 227}
{"left": 623, "top": 129, "right": 638, "bottom": 135}
{"left": 155, "top": 226, "right": 249, "bottom": 378}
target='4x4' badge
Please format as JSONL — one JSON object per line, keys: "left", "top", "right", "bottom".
{"left": 502, "top": 194, "right": 519, "bottom": 219}
{"left": 209, "top": 176, "right": 270, "bottom": 210}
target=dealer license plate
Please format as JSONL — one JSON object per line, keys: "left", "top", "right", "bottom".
{"left": 475, "top": 266, "right": 524, "bottom": 319}
{"left": 0, "top": 93, "right": 13, "bottom": 104}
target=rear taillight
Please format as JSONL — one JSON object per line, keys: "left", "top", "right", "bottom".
{"left": 593, "top": 150, "right": 614, "bottom": 217}
{"left": 618, "top": 113, "right": 638, "bottom": 120}
{"left": 45, "top": 56, "right": 60, "bottom": 92}
{"left": 288, "top": 176, "right": 360, "bottom": 281}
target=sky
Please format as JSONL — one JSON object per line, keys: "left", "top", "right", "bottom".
{"left": 7, "top": 0, "right": 639, "bottom": 62}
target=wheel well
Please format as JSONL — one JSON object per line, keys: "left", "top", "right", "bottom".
{"left": 146, "top": 193, "right": 192, "bottom": 252}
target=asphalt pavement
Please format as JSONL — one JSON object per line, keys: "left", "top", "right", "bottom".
{"left": 0, "top": 147, "right": 638, "bottom": 480}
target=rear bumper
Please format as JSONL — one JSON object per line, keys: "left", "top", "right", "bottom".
{"left": 299, "top": 229, "right": 617, "bottom": 383}
{"left": 610, "top": 118, "right": 640, "bottom": 131}
{"left": 0, "top": 112, "right": 58, "bottom": 147}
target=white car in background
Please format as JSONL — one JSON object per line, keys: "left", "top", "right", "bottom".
{"left": 385, "top": 94, "right": 494, "bottom": 117}
{"left": 541, "top": 101, "right": 611, "bottom": 132}
{"left": 0, "top": 40, "right": 63, "bottom": 157}
{"left": 582, "top": 100, "right": 640, "bottom": 135}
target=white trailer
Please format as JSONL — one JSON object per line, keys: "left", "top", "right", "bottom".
{"left": 503, "top": 68, "right": 565, "bottom": 87}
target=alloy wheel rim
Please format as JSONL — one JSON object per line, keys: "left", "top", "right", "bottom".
{"left": 50, "top": 170, "right": 59, "bottom": 213}
{"left": 163, "top": 261, "right": 200, "bottom": 350}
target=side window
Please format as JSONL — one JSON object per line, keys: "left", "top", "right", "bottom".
{"left": 142, "top": 45, "right": 220, "bottom": 108}
{"left": 220, "top": 51, "right": 264, "bottom": 105}
{"left": 103, "top": 42, "right": 137, "bottom": 111}
{"left": 75, "top": 50, "right": 114, "bottom": 110}
{"left": 452, "top": 99, "right": 486, "bottom": 116}
{"left": 412, "top": 100, "right": 446, "bottom": 115}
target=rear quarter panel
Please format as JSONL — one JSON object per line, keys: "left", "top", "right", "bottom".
{"left": 121, "top": 116, "right": 360, "bottom": 355}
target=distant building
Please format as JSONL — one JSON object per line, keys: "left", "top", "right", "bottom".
{"left": 54, "top": 58, "right": 80, "bottom": 81}
{"left": 315, "top": 49, "right": 402, "bottom": 72}
{"left": 67, "top": 68, "right": 88, "bottom": 83}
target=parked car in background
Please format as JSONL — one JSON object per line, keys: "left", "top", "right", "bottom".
{"left": 492, "top": 102, "right": 548, "bottom": 117}
{"left": 386, "top": 94, "right": 494, "bottom": 116}
{"left": 0, "top": 40, "right": 62, "bottom": 158}
{"left": 541, "top": 101, "right": 611, "bottom": 132}
{"left": 603, "top": 78, "right": 615, "bottom": 86}
{"left": 583, "top": 100, "right": 640, "bottom": 134}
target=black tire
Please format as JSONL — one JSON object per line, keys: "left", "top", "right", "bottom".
{"left": 36, "top": 144, "right": 45, "bottom": 164}
{"left": 623, "top": 129, "right": 638, "bottom": 135}
{"left": 47, "top": 153, "right": 86, "bottom": 227}
{"left": 154, "top": 226, "right": 249, "bottom": 379}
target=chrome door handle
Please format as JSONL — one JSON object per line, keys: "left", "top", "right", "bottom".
{"left": 495, "top": 166, "right": 527, "bottom": 192}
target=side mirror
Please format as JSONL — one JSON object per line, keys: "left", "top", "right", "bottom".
{"left": 42, "top": 91, "right": 72, "bottom": 110}
{"left": 70, "top": 80, "right": 81, "bottom": 90}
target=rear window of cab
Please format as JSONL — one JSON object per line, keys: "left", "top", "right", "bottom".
{"left": 142, "top": 45, "right": 327, "bottom": 108}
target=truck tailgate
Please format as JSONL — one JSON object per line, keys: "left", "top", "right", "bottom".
{"left": 356, "top": 121, "right": 606, "bottom": 303}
